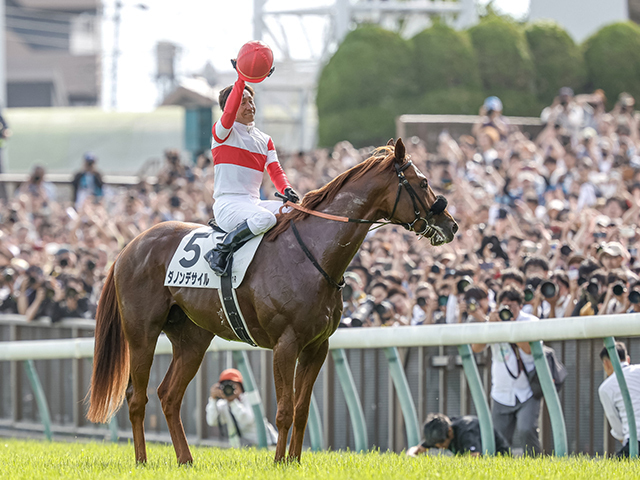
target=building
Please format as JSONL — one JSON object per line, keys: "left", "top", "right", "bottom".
{"left": 6, "top": 0, "right": 101, "bottom": 107}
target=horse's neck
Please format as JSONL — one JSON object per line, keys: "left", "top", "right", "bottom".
{"left": 301, "top": 181, "right": 387, "bottom": 281}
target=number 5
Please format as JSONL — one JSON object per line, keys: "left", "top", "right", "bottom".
{"left": 179, "top": 232, "right": 210, "bottom": 268}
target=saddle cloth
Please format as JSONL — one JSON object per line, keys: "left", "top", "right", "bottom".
{"left": 164, "top": 226, "right": 264, "bottom": 289}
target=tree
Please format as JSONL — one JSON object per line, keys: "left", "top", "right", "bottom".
{"left": 316, "top": 25, "right": 413, "bottom": 147}
{"left": 411, "top": 21, "right": 481, "bottom": 91}
{"left": 525, "top": 21, "right": 586, "bottom": 104}
{"left": 468, "top": 14, "right": 535, "bottom": 96}
{"left": 583, "top": 22, "right": 640, "bottom": 107}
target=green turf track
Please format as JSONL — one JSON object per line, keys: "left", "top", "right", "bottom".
{"left": 0, "top": 439, "right": 638, "bottom": 479}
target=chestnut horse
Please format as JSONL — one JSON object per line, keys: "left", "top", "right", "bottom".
{"left": 87, "top": 138, "right": 458, "bottom": 464}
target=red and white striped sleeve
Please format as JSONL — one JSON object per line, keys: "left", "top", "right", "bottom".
{"left": 265, "top": 138, "right": 292, "bottom": 194}
{"left": 212, "top": 78, "right": 245, "bottom": 144}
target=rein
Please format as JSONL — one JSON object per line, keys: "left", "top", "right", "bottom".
{"left": 281, "top": 159, "right": 448, "bottom": 290}
{"left": 277, "top": 160, "right": 447, "bottom": 233}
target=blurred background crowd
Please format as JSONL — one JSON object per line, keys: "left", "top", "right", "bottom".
{"left": 1, "top": 88, "right": 640, "bottom": 327}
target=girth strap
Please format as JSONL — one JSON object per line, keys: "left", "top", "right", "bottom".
{"left": 290, "top": 220, "right": 345, "bottom": 290}
{"left": 219, "top": 256, "right": 257, "bottom": 346}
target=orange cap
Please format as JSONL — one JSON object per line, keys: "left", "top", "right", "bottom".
{"left": 219, "top": 368, "right": 243, "bottom": 384}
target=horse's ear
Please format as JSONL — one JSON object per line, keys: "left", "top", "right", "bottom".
{"left": 394, "top": 137, "right": 406, "bottom": 162}
{"left": 386, "top": 138, "right": 395, "bottom": 146}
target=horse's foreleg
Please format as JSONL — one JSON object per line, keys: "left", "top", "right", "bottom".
{"left": 159, "top": 317, "right": 214, "bottom": 465}
{"left": 288, "top": 340, "right": 329, "bottom": 461}
{"left": 272, "top": 334, "right": 300, "bottom": 463}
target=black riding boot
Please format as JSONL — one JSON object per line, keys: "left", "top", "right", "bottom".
{"left": 205, "top": 221, "right": 256, "bottom": 276}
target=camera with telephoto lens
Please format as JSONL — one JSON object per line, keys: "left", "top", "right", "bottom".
{"left": 220, "top": 380, "right": 236, "bottom": 398}
{"left": 586, "top": 279, "right": 600, "bottom": 298}
{"left": 629, "top": 290, "right": 640, "bottom": 304}
{"left": 466, "top": 297, "right": 478, "bottom": 312}
{"left": 2, "top": 268, "right": 14, "bottom": 284}
{"left": 499, "top": 306, "right": 513, "bottom": 321}
{"left": 524, "top": 277, "right": 543, "bottom": 302}
{"left": 437, "top": 295, "right": 448, "bottom": 307}
{"left": 612, "top": 283, "right": 626, "bottom": 297}
{"left": 456, "top": 276, "right": 472, "bottom": 295}
{"left": 342, "top": 284, "right": 354, "bottom": 302}
{"left": 347, "top": 297, "right": 393, "bottom": 327}
{"left": 540, "top": 281, "right": 557, "bottom": 299}
{"left": 416, "top": 296, "right": 427, "bottom": 307}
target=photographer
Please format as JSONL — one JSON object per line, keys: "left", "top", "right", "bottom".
{"left": 571, "top": 268, "right": 607, "bottom": 317}
{"left": 206, "top": 368, "right": 275, "bottom": 447}
{"left": 411, "top": 283, "right": 436, "bottom": 325}
{"left": 471, "top": 286, "right": 541, "bottom": 456}
{"left": 341, "top": 282, "right": 394, "bottom": 327}
{"left": 627, "top": 281, "right": 640, "bottom": 313}
{"left": 0, "top": 267, "right": 18, "bottom": 313}
{"left": 48, "top": 277, "right": 92, "bottom": 323}
{"left": 598, "top": 341, "right": 640, "bottom": 458}
{"left": 601, "top": 270, "right": 630, "bottom": 315}
{"left": 407, "top": 413, "right": 510, "bottom": 457}
{"left": 445, "top": 270, "right": 474, "bottom": 324}
{"left": 544, "top": 271, "right": 574, "bottom": 319}
{"left": 16, "top": 266, "right": 57, "bottom": 322}
{"left": 459, "top": 285, "right": 491, "bottom": 323}
{"left": 340, "top": 271, "right": 366, "bottom": 323}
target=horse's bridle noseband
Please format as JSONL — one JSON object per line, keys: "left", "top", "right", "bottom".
{"left": 387, "top": 160, "right": 448, "bottom": 236}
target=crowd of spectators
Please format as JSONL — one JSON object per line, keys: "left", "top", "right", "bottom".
{"left": 1, "top": 87, "right": 639, "bottom": 327}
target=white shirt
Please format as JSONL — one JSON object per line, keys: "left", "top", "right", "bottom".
{"left": 598, "top": 363, "right": 640, "bottom": 443}
{"left": 205, "top": 394, "right": 258, "bottom": 446}
{"left": 212, "top": 121, "right": 280, "bottom": 199}
{"left": 489, "top": 311, "right": 539, "bottom": 407}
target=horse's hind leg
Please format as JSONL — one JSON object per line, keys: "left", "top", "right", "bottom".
{"left": 272, "top": 333, "right": 300, "bottom": 462}
{"left": 125, "top": 327, "right": 164, "bottom": 463}
{"left": 157, "top": 307, "right": 214, "bottom": 465}
{"left": 288, "top": 340, "right": 329, "bottom": 461}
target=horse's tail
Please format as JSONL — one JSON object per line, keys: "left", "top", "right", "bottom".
{"left": 86, "top": 263, "right": 130, "bottom": 423}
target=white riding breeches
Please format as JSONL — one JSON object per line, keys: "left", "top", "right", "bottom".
{"left": 213, "top": 194, "right": 286, "bottom": 235}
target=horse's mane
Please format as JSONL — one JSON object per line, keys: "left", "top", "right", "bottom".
{"left": 266, "top": 146, "right": 396, "bottom": 241}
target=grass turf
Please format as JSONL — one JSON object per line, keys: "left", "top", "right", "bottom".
{"left": 0, "top": 439, "right": 638, "bottom": 479}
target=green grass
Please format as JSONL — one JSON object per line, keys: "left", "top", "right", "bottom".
{"left": 0, "top": 439, "right": 638, "bottom": 479}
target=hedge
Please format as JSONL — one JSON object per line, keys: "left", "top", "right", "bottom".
{"left": 583, "top": 22, "right": 640, "bottom": 107}
{"left": 411, "top": 21, "right": 481, "bottom": 91}
{"left": 316, "top": 25, "right": 413, "bottom": 117}
{"left": 525, "top": 20, "right": 586, "bottom": 104}
{"left": 467, "top": 15, "right": 535, "bottom": 96}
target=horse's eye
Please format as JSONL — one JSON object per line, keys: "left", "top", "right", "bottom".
{"left": 420, "top": 179, "right": 429, "bottom": 189}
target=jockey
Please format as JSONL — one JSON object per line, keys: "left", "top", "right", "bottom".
{"left": 205, "top": 70, "right": 300, "bottom": 275}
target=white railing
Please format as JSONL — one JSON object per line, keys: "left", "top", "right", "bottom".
{"left": 2, "top": 313, "right": 640, "bottom": 360}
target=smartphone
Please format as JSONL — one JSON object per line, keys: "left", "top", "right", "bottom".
{"left": 480, "top": 262, "right": 494, "bottom": 271}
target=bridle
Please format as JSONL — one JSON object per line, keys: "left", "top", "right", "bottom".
{"left": 386, "top": 160, "right": 448, "bottom": 235}
{"left": 279, "top": 158, "right": 449, "bottom": 290}
{"left": 279, "top": 159, "right": 448, "bottom": 236}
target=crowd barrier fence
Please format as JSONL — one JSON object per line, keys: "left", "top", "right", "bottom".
{"left": 0, "top": 313, "right": 638, "bottom": 456}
